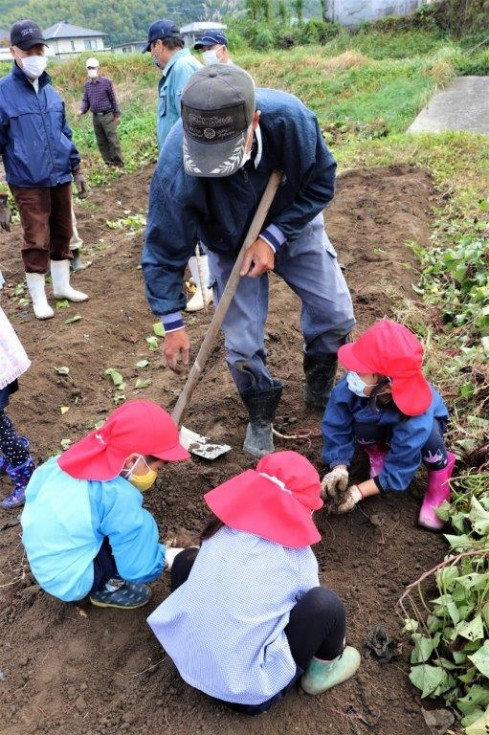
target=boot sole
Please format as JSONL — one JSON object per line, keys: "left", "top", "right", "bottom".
{"left": 89, "top": 596, "right": 151, "bottom": 610}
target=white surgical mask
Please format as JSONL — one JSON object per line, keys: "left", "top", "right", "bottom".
{"left": 346, "top": 371, "right": 377, "bottom": 398}
{"left": 202, "top": 46, "right": 224, "bottom": 66}
{"left": 87, "top": 69, "right": 98, "bottom": 78}
{"left": 21, "top": 55, "right": 47, "bottom": 80}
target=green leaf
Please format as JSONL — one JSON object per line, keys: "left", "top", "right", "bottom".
{"left": 444, "top": 533, "right": 475, "bottom": 551}
{"left": 60, "top": 438, "right": 72, "bottom": 450}
{"left": 456, "top": 615, "right": 485, "bottom": 642}
{"left": 135, "top": 378, "right": 152, "bottom": 389}
{"left": 409, "top": 665, "right": 455, "bottom": 698}
{"left": 411, "top": 634, "right": 435, "bottom": 664}
{"left": 64, "top": 315, "right": 82, "bottom": 324}
{"left": 146, "top": 336, "right": 159, "bottom": 352}
{"left": 457, "top": 685, "right": 489, "bottom": 716}
{"left": 55, "top": 299, "right": 70, "bottom": 309}
{"left": 135, "top": 360, "right": 149, "bottom": 368}
{"left": 104, "top": 368, "right": 124, "bottom": 386}
{"left": 153, "top": 322, "right": 165, "bottom": 337}
{"left": 55, "top": 366, "right": 70, "bottom": 375}
{"left": 468, "top": 640, "right": 489, "bottom": 678}
{"left": 469, "top": 497, "right": 489, "bottom": 536}
{"left": 465, "top": 705, "right": 489, "bottom": 734}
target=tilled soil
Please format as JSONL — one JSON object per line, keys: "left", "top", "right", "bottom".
{"left": 0, "top": 162, "right": 447, "bottom": 735}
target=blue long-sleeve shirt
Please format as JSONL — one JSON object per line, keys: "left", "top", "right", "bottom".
{"left": 157, "top": 49, "right": 201, "bottom": 150}
{"left": 0, "top": 63, "right": 80, "bottom": 187}
{"left": 21, "top": 456, "right": 166, "bottom": 601}
{"left": 142, "top": 87, "right": 337, "bottom": 317}
{"left": 322, "top": 377, "right": 449, "bottom": 492}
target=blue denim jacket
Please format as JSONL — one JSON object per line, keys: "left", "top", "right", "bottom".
{"left": 142, "top": 87, "right": 337, "bottom": 317}
{"left": 0, "top": 63, "right": 80, "bottom": 187}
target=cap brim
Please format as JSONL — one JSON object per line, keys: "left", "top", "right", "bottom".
{"left": 193, "top": 42, "right": 206, "bottom": 49}
{"left": 153, "top": 443, "right": 190, "bottom": 462}
{"left": 337, "top": 342, "right": 375, "bottom": 374}
{"left": 17, "top": 39, "right": 48, "bottom": 50}
{"left": 183, "top": 130, "right": 246, "bottom": 178}
{"left": 391, "top": 374, "right": 432, "bottom": 416}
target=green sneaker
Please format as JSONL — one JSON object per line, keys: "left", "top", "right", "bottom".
{"left": 301, "top": 646, "right": 361, "bottom": 695}
{"left": 89, "top": 579, "right": 152, "bottom": 610}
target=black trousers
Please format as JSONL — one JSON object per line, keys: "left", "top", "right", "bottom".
{"left": 90, "top": 537, "right": 118, "bottom": 594}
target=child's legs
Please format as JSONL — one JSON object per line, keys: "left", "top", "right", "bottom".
{"left": 354, "top": 421, "right": 390, "bottom": 446}
{"left": 421, "top": 419, "right": 448, "bottom": 470}
{"left": 170, "top": 547, "right": 200, "bottom": 592}
{"left": 0, "top": 406, "right": 30, "bottom": 467}
{"left": 90, "top": 537, "right": 118, "bottom": 593}
{"left": 285, "top": 586, "right": 346, "bottom": 669}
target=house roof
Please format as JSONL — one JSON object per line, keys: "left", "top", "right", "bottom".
{"left": 180, "top": 21, "right": 226, "bottom": 33}
{"left": 43, "top": 21, "right": 106, "bottom": 40}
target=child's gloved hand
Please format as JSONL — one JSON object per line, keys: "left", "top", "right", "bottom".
{"left": 335, "top": 485, "right": 363, "bottom": 514}
{"left": 164, "top": 547, "right": 184, "bottom": 571}
{"left": 321, "top": 465, "right": 349, "bottom": 500}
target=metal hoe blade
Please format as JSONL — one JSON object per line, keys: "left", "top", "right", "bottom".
{"left": 179, "top": 426, "right": 231, "bottom": 460}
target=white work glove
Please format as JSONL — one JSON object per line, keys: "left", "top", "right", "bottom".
{"left": 164, "top": 547, "right": 184, "bottom": 571}
{"left": 321, "top": 465, "right": 349, "bottom": 500}
{"left": 334, "top": 485, "right": 363, "bottom": 514}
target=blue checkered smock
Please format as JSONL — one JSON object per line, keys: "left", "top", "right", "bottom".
{"left": 147, "top": 526, "right": 320, "bottom": 705}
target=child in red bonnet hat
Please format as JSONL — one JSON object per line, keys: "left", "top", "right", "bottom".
{"left": 320, "top": 319, "right": 455, "bottom": 531}
{"left": 21, "top": 400, "right": 189, "bottom": 610}
{"left": 148, "top": 451, "right": 360, "bottom": 715}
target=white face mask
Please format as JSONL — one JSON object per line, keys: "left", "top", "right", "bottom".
{"left": 21, "top": 55, "right": 47, "bottom": 80}
{"left": 346, "top": 371, "right": 377, "bottom": 398}
{"left": 87, "top": 69, "right": 98, "bottom": 78}
{"left": 202, "top": 47, "right": 223, "bottom": 66}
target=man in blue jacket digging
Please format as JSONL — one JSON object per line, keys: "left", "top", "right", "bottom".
{"left": 0, "top": 19, "right": 89, "bottom": 320}
{"left": 142, "top": 65, "right": 355, "bottom": 458}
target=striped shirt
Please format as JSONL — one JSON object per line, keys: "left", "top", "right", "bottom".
{"left": 147, "top": 527, "right": 320, "bottom": 705}
{"left": 80, "top": 77, "right": 120, "bottom": 116}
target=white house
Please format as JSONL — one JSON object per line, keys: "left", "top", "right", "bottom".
{"left": 43, "top": 21, "right": 106, "bottom": 58}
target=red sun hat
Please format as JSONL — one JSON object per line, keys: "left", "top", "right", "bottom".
{"left": 204, "top": 451, "right": 323, "bottom": 548}
{"left": 58, "top": 399, "right": 190, "bottom": 480}
{"left": 337, "top": 319, "right": 432, "bottom": 416}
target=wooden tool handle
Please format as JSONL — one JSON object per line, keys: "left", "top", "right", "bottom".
{"left": 172, "top": 170, "right": 282, "bottom": 427}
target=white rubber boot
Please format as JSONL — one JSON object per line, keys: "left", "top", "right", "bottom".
{"left": 50, "top": 260, "right": 88, "bottom": 302}
{"left": 25, "top": 273, "right": 54, "bottom": 320}
{"left": 301, "top": 646, "right": 361, "bottom": 695}
{"left": 186, "top": 255, "right": 212, "bottom": 312}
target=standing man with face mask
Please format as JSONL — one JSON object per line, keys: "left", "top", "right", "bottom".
{"left": 78, "top": 57, "right": 124, "bottom": 168}
{"left": 194, "top": 32, "right": 232, "bottom": 66}
{"left": 142, "top": 66, "right": 356, "bottom": 459}
{"left": 0, "top": 19, "right": 89, "bottom": 320}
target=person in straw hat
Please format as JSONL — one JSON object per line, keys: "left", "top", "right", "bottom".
{"left": 321, "top": 319, "right": 455, "bottom": 531}
{"left": 21, "top": 400, "right": 190, "bottom": 609}
{"left": 148, "top": 450, "right": 360, "bottom": 714}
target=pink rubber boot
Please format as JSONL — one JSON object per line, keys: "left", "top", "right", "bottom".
{"left": 364, "top": 443, "right": 389, "bottom": 478}
{"left": 418, "top": 452, "right": 456, "bottom": 531}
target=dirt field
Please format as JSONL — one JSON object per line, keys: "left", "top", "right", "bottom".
{"left": 0, "top": 162, "right": 449, "bottom": 735}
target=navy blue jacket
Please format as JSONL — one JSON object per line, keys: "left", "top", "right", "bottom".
{"left": 322, "top": 377, "right": 449, "bottom": 492}
{"left": 0, "top": 63, "right": 80, "bottom": 188}
{"left": 142, "top": 87, "right": 336, "bottom": 316}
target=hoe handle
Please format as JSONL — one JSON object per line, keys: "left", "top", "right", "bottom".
{"left": 172, "top": 170, "right": 282, "bottom": 428}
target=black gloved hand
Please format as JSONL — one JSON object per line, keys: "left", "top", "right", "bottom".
{"left": 73, "top": 170, "right": 88, "bottom": 199}
{"left": 0, "top": 194, "right": 11, "bottom": 232}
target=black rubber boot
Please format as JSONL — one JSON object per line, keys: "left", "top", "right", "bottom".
{"left": 240, "top": 380, "right": 283, "bottom": 459}
{"left": 303, "top": 353, "right": 338, "bottom": 410}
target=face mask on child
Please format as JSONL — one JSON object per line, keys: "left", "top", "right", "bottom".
{"left": 123, "top": 455, "right": 157, "bottom": 492}
{"left": 21, "top": 55, "right": 47, "bottom": 80}
{"left": 346, "top": 371, "right": 378, "bottom": 398}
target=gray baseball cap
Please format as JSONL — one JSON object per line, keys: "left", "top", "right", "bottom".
{"left": 181, "top": 65, "right": 255, "bottom": 178}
